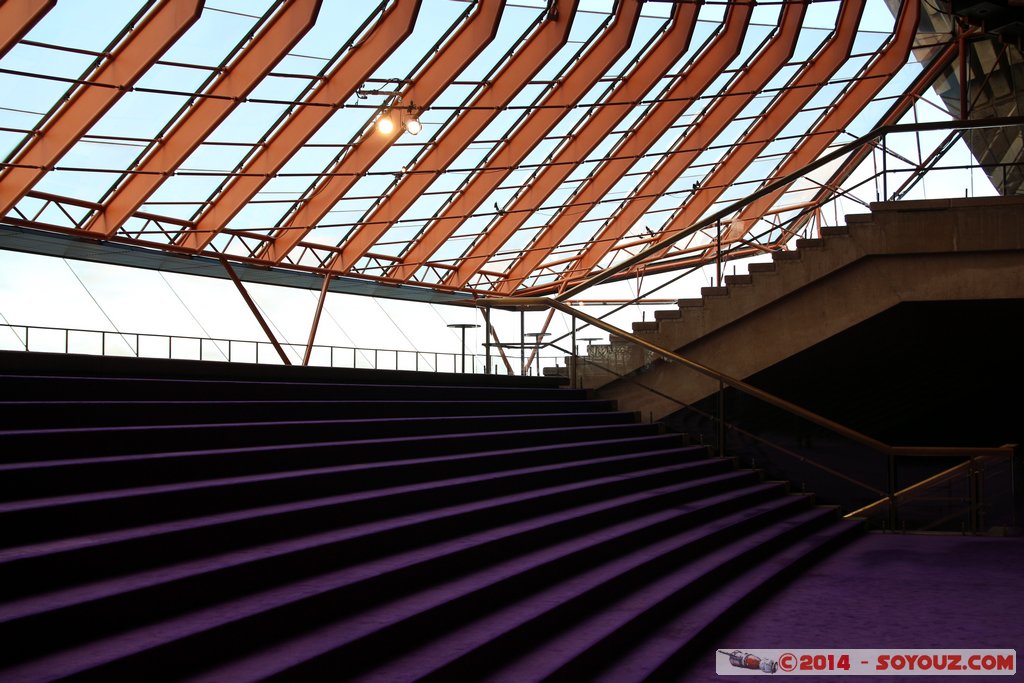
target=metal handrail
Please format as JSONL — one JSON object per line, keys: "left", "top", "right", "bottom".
{"left": 473, "top": 296, "right": 1017, "bottom": 523}
{"left": 543, "top": 334, "right": 886, "bottom": 498}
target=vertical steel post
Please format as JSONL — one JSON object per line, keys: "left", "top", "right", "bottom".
{"left": 717, "top": 379, "right": 726, "bottom": 457}
{"left": 483, "top": 307, "right": 492, "bottom": 375}
{"left": 969, "top": 456, "right": 979, "bottom": 534}
{"left": 716, "top": 219, "right": 722, "bottom": 287}
{"left": 959, "top": 28, "right": 969, "bottom": 120}
{"left": 570, "top": 318, "right": 577, "bottom": 390}
{"left": 882, "top": 134, "right": 888, "bottom": 200}
{"left": 888, "top": 453, "right": 898, "bottom": 532}
{"left": 520, "top": 309, "right": 525, "bottom": 375}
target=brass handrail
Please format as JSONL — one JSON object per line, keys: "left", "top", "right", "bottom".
{"left": 472, "top": 296, "right": 1017, "bottom": 526}
{"left": 844, "top": 457, "right": 979, "bottom": 519}
{"left": 471, "top": 116, "right": 1024, "bottom": 527}
{"left": 478, "top": 296, "right": 1014, "bottom": 461}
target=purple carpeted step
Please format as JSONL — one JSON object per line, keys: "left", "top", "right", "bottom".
{"left": 0, "top": 410, "right": 641, "bottom": 460}
{"left": 6, "top": 477, "right": 789, "bottom": 682}
{"left": 0, "top": 431, "right": 692, "bottom": 502}
{"left": 0, "top": 419, "right": 659, "bottom": 466}
{"left": 335, "top": 498, "right": 824, "bottom": 683}
{"left": 0, "top": 475, "right": 776, "bottom": 672}
{"left": 0, "top": 373, "right": 584, "bottom": 402}
{"left": 0, "top": 398, "right": 620, "bottom": 429}
{"left": 0, "top": 455, "right": 736, "bottom": 604}
{"left": 479, "top": 508, "right": 844, "bottom": 683}
{"left": 0, "top": 447, "right": 711, "bottom": 547}
{"left": 591, "top": 518, "right": 863, "bottom": 682}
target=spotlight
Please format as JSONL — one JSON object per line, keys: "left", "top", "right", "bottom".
{"left": 403, "top": 116, "right": 423, "bottom": 135}
{"left": 376, "top": 113, "right": 395, "bottom": 135}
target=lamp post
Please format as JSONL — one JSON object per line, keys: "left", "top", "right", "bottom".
{"left": 447, "top": 323, "right": 479, "bottom": 373}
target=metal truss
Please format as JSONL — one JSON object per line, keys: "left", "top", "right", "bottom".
{"left": 0, "top": 0, "right": 966, "bottom": 300}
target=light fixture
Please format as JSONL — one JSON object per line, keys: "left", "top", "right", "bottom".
{"left": 403, "top": 116, "right": 422, "bottom": 135}
{"left": 376, "top": 111, "right": 395, "bottom": 135}
{"left": 402, "top": 103, "right": 423, "bottom": 135}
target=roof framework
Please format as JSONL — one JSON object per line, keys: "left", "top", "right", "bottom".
{"left": 0, "top": 0, "right": 950, "bottom": 299}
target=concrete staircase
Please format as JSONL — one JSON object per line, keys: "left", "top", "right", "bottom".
{"left": 572, "top": 197, "right": 1024, "bottom": 420}
{"left": 0, "top": 351, "right": 862, "bottom": 681}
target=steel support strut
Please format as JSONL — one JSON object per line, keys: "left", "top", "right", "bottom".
{"left": 303, "top": 273, "right": 332, "bottom": 366}
{"left": 726, "top": 0, "right": 918, "bottom": 242}
{"left": 177, "top": 0, "right": 424, "bottom": 252}
{"left": 484, "top": 0, "right": 762, "bottom": 293}
{"left": 386, "top": 0, "right": 642, "bottom": 284}
{"left": 433, "top": 1, "right": 702, "bottom": 291}
{"left": 0, "top": 0, "right": 56, "bottom": 59}
{"left": 82, "top": 0, "right": 323, "bottom": 239}
{"left": 0, "top": 0, "right": 205, "bottom": 218}
{"left": 558, "top": 0, "right": 810, "bottom": 289}
{"left": 262, "top": 0, "right": 512, "bottom": 266}
{"left": 220, "top": 258, "right": 292, "bottom": 365}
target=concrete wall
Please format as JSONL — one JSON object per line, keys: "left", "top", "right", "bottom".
{"left": 589, "top": 197, "right": 1024, "bottom": 420}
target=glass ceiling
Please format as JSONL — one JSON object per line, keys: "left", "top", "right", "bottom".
{"left": 0, "top": 0, "right": 945, "bottom": 298}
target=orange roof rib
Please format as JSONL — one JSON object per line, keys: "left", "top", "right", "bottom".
{"left": 554, "top": 0, "right": 813, "bottom": 292}
{"left": 385, "top": 0, "right": 644, "bottom": 284}
{"left": 0, "top": 0, "right": 205, "bottom": 218}
{"left": 488, "top": 0, "right": 764, "bottom": 294}
{"left": 612, "top": 0, "right": 866, "bottom": 277}
{"left": 177, "top": 0, "right": 425, "bottom": 252}
{"left": 81, "top": 0, "right": 323, "bottom": 239}
{"left": 727, "top": 0, "right": 919, "bottom": 241}
{"left": 321, "top": 0, "right": 582, "bottom": 275}
{"left": 262, "top": 0, "right": 514, "bottom": 266}
{"left": 430, "top": 1, "right": 704, "bottom": 291}
{"left": 0, "top": 0, "right": 56, "bottom": 59}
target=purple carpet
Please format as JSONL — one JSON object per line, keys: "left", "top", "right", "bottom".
{"left": 679, "top": 532, "right": 1024, "bottom": 681}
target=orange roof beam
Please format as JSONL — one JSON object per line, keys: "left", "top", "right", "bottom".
{"left": 457, "top": 1, "right": 756, "bottom": 293}
{"left": 412, "top": 1, "right": 701, "bottom": 288}
{"left": 726, "top": 0, "right": 918, "bottom": 242}
{"left": 318, "top": 0, "right": 580, "bottom": 274}
{"left": 0, "top": 0, "right": 205, "bottom": 218}
{"left": 550, "top": 0, "right": 809, "bottom": 293}
{"left": 384, "top": 0, "right": 644, "bottom": 284}
{"left": 629, "top": 0, "right": 865, "bottom": 267}
{"left": 81, "top": 0, "right": 323, "bottom": 239}
{"left": 259, "top": 0, "right": 514, "bottom": 266}
{"left": 0, "top": 0, "right": 56, "bottom": 59}
{"left": 177, "top": 0, "right": 425, "bottom": 252}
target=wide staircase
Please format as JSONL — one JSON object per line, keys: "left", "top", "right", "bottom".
{"left": 0, "top": 350, "right": 861, "bottom": 681}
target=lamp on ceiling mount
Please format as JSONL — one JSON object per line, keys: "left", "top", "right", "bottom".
{"left": 402, "top": 103, "right": 423, "bottom": 136}
{"left": 375, "top": 110, "right": 396, "bottom": 135}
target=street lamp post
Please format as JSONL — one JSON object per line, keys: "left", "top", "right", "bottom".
{"left": 447, "top": 323, "right": 480, "bottom": 373}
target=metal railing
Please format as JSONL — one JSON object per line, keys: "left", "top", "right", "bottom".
{"left": 0, "top": 322, "right": 563, "bottom": 376}
{"left": 463, "top": 116, "right": 1024, "bottom": 532}
{"left": 473, "top": 297, "right": 1019, "bottom": 532}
